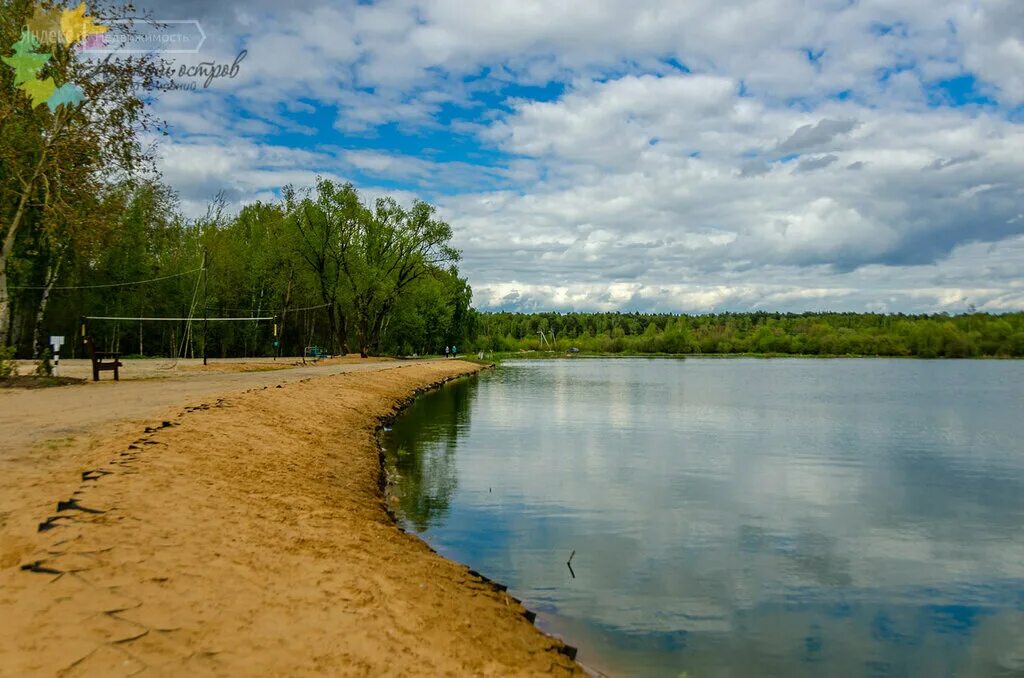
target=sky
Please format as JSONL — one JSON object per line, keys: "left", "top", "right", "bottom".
{"left": 131, "top": 0, "right": 1024, "bottom": 314}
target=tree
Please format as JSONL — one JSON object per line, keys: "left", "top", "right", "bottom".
{"left": 341, "top": 195, "right": 460, "bottom": 357}
{"left": 285, "top": 179, "right": 359, "bottom": 354}
{"left": 470, "top": 311, "right": 1024, "bottom": 358}
{"left": 0, "top": 0, "right": 162, "bottom": 348}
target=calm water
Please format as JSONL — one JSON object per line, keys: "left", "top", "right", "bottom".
{"left": 382, "top": 359, "right": 1024, "bottom": 677}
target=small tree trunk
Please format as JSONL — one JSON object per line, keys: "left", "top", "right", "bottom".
{"left": 329, "top": 302, "right": 350, "bottom": 355}
{"left": 31, "top": 257, "right": 63, "bottom": 358}
{"left": 356, "top": 313, "right": 369, "bottom": 358}
{"left": 0, "top": 218, "right": 22, "bottom": 348}
{"left": 326, "top": 302, "right": 340, "bottom": 354}
{"left": 338, "top": 311, "right": 349, "bottom": 355}
{"left": 0, "top": 265, "right": 11, "bottom": 349}
{"left": 277, "top": 272, "right": 294, "bottom": 359}
{"left": 361, "top": 308, "right": 389, "bottom": 358}
{"left": 139, "top": 299, "right": 144, "bottom": 356}
{"left": 1, "top": 139, "right": 55, "bottom": 348}
{"left": 364, "top": 325, "right": 379, "bottom": 357}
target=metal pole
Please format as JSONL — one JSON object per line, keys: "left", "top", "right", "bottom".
{"left": 202, "top": 249, "right": 208, "bottom": 366}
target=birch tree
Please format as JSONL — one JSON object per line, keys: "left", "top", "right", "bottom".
{"left": 0, "top": 0, "right": 161, "bottom": 347}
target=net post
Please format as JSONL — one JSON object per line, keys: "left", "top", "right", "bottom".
{"left": 202, "top": 249, "right": 208, "bottom": 366}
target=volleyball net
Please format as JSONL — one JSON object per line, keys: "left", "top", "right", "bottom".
{"left": 31, "top": 261, "right": 338, "bottom": 362}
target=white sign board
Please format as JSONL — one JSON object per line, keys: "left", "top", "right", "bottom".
{"left": 49, "top": 336, "right": 65, "bottom": 376}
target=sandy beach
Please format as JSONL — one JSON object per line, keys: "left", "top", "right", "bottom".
{"left": 0, "top": 359, "right": 581, "bottom": 676}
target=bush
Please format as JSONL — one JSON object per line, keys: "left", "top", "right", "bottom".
{"left": 35, "top": 349, "right": 53, "bottom": 377}
{"left": 0, "top": 346, "right": 17, "bottom": 378}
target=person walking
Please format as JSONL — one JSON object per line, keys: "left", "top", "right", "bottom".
{"left": 445, "top": 346, "right": 450, "bottom": 358}
{"left": 452, "top": 345, "right": 457, "bottom": 358}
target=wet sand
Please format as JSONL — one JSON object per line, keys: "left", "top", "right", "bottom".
{"left": 0, "top": 360, "right": 580, "bottom": 676}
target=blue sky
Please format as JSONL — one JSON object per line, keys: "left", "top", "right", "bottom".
{"left": 141, "top": 0, "right": 1024, "bottom": 313}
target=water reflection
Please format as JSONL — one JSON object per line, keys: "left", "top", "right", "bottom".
{"left": 383, "top": 377, "right": 477, "bottom": 531}
{"left": 383, "top": 359, "right": 1024, "bottom": 677}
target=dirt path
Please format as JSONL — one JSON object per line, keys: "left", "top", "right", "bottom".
{"left": 0, "top": 360, "right": 580, "bottom": 676}
{"left": 0, "top": 357, "right": 394, "bottom": 450}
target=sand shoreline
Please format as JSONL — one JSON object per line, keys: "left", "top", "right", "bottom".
{"left": 0, "top": 360, "right": 581, "bottom": 675}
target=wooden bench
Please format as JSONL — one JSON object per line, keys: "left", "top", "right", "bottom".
{"left": 304, "top": 345, "right": 331, "bottom": 362}
{"left": 84, "top": 336, "right": 122, "bottom": 381}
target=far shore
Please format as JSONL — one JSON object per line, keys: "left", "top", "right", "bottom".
{"left": 482, "top": 351, "right": 1022, "bottom": 360}
{"left": 0, "top": 358, "right": 581, "bottom": 675}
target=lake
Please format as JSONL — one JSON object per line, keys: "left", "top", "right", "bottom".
{"left": 382, "top": 358, "right": 1024, "bottom": 677}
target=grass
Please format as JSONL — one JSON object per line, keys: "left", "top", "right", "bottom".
{"left": 43, "top": 436, "right": 77, "bottom": 450}
{"left": 0, "top": 375, "right": 87, "bottom": 389}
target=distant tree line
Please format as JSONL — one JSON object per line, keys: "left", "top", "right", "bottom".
{"left": 472, "top": 311, "right": 1024, "bottom": 358}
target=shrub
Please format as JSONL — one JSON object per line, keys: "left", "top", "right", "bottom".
{"left": 35, "top": 348, "right": 53, "bottom": 377}
{"left": 0, "top": 346, "right": 17, "bottom": 378}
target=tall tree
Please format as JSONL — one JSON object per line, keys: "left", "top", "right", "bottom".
{"left": 0, "top": 0, "right": 161, "bottom": 347}
{"left": 343, "top": 197, "right": 460, "bottom": 357}
{"left": 285, "top": 179, "right": 359, "bottom": 354}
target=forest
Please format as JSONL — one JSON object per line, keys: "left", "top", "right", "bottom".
{"left": 474, "top": 311, "right": 1024, "bottom": 358}
{"left": 0, "top": 0, "right": 472, "bottom": 361}
{"left": 2, "top": 178, "right": 475, "bottom": 360}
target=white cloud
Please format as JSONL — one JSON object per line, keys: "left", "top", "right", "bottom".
{"left": 958, "top": 0, "right": 1024, "bottom": 105}
{"left": 137, "top": 0, "right": 1024, "bottom": 313}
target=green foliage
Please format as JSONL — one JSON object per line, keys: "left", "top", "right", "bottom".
{"left": 11, "top": 179, "right": 469, "bottom": 359}
{"left": 0, "top": 345, "right": 16, "bottom": 377}
{"left": 34, "top": 346, "right": 51, "bottom": 375}
{"left": 1, "top": 0, "right": 165, "bottom": 348}
{"left": 283, "top": 179, "right": 461, "bottom": 356}
{"left": 470, "top": 311, "right": 1024, "bottom": 358}
{"left": 344, "top": 194, "right": 460, "bottom": 356}
{"left": 383, "top": 377, "right": 478, "bottom": 530}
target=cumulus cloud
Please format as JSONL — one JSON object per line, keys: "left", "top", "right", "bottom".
{"left": 132, "top": 0, "right": 1024, "bottom": 313}
{"left": 795, "top": 154, "right": 840, "bottom": 173}
{"left": 958, "top": 0, "right": 1024, "bottom": 105}
{"left": 776, "top": 119, "right": 860, "bottom": 155}
{"left": 470, "top": 235, "right": 1024, "bottom": 314}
